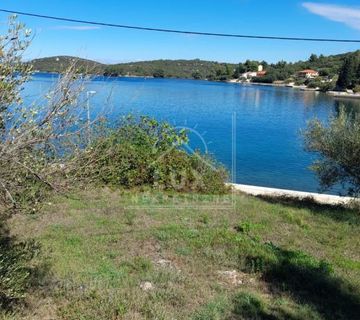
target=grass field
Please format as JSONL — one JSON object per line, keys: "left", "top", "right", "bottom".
{"left": 8, "top": 188, "right": 360, "bottom": 320}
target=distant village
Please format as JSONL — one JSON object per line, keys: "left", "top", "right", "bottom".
{"left": 235, "top": 64, "right": 320, "bottom": 87}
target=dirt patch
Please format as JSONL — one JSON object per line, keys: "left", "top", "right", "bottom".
{"left": 217, "top": 270, "right": 256, "bottom": 287}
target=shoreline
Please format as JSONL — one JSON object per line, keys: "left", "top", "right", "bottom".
{"left": 228, "top": 80, "right": 360, "bottom": 99}
{"left": 327, "top": 91, "right": 360, "bottom": 99}
{"left": 228, "top": 80, "right": 310, "bottom": 90}
{"left": 229, "top": 183, "right": 355, "bottom": 206}
{"left": 33, "top": 72, "right": 360, "bottom": 100}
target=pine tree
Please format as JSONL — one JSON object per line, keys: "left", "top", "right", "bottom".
{"left": 337, "top": 54, "right": 360, "bottom": 90}
{"left": 309, "top": 54, "right": 318, "bottom": 63}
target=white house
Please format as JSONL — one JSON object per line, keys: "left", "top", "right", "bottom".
{"left": 241, "top": 71, "right": 258, "bottom": 80}
{"left": 240, "top": 65, "right": 267, "bottom": 81}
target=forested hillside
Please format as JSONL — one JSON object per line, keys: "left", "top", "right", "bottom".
{"left": 103, "top": 59, "right": 237, "bottom": 80}
{"left": 30, "top": 50, "right": 360, "bottom": 89}
{"left": 31, "top": 56, "right": 104, "bottom": 73}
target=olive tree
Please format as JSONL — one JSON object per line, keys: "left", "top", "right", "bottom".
{"left": 304, "top": 108, "right": 360, "bottom": 196}
{"left": 0, "top": 16, "right": 32, "bottom": 128}
{"left": 0, "top": 16, "right": 99, "bottom": 309}
{"left": 0, "top": 16, "right": 89, "bottom": 212}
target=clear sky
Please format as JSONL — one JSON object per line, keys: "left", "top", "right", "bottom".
{"left": 1, "top": 0, "right": 360, "bottom": 63}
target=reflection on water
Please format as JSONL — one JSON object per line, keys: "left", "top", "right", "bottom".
{"left": 23, "top": 74, "right": 360, "bottom": 194}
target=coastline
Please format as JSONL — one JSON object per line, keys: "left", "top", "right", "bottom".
{"left": 228, "top": 80, "right": 360, "bottom": 99}
{"left": 327, "top": 91, "right": 360, "bottom": 99}
{"left": 229, "top": 183, "right": 355, "bottom": 206}
{"left": 228, "top": 80, "right": 309, "bottom": 90}
{"left": 33, "top": 71, "right": 360, "bottom": 100}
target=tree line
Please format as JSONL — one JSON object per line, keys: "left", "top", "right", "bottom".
{"left": 31, "top": 51, "right": 360, "bottom": 90}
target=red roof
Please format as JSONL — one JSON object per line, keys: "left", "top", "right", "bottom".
{"left": 256, "top": 71, "right": 267, "bottom": 76}
{"left": 298, "top": 69, "right": 318, "bottom": 74}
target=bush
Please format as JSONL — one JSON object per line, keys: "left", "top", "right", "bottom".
{"left": 307, "top": 80, "right": 321, "bottom": 89}
{"left": 192, "top": 71, "right": 202, "bottom": 80}
{"left": 319, "top": 81, "right": 336, "bottom": 92}
{"left": 353, "top": 85, "right": 360, "bottom": 93}
{"left": 252, "top": 75, "right": 274, "bottom": 84}
{"left": 218, "top": 75, "right": 230, "bottom": 81}
{"left": 75, "top": 116, "right": 228, "bottom": 194}
{"left": 153, "top": 69, "right": 165, "bottom": 78}
{"left": 295, "top": 79, "right": 306, "bottom": 86}
{"left": 304, "top": 108, "right": 360, "bottom": 196}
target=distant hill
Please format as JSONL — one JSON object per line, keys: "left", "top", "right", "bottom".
{"left": 30, "top": 56, "right": 236, "bottom": 80}
{"left": 29, "top": 51, "right": 360, "bottom": 83}
{"left": 104, "top": 59, "right": 237, "bottom": 80}
{"left": 30, "top": 56, "right": 104, "bottom": 74}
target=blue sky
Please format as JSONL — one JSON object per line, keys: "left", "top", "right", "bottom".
{"left": 1, "top": 0, "right": 360, "bottom": 63}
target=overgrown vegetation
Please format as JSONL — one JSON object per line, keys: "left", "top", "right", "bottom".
{"left": 0, "top": 17, "right": 227, "bottom": 211}
{"left": 74, "top": 116, "right": 228, "bottom": 194}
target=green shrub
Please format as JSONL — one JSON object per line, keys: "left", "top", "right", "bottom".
{"left": 319, "top": 81, "right": 336, "bottom": 92}
{"left": 0, "top": 218, "right": 40, "bottom": 309}
{"left": 75, "top": 116, "right": 228, "bottom": 194}
{"left": 192, "top": 71, "right": 202, "bottom": 80}
{"left": 307, "top": 80, "right": 321, "bottom": 89}
{"left": 304, "top": 108, "right": 360, "bottom": 196}
{"left": 294, "top": 79, "right": 306, "bottom": 86}
{"left": 353, "top": 85, "right": 360, "bottom": 93}
{"left": 252, "top": 75, "right": 275, "bottom": 83}
{"left": 153, "top": 69, "right": 165, "bottom": 78}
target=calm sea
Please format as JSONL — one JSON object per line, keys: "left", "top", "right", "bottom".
{"left": 26, "top": 73, "right": 360, "bottom": 194}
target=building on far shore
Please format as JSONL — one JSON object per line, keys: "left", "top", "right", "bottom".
{"left": 241, "top": 65, "right": 267, "bottom": 81}
{"left": 241, "top": 71, "right": 258, "bottom": 80}
{"left": 256, "top": 65, "right": 267, "bottom": 77}
{"left": 297, "top": 69, "right": 319, "bottom": 79}
{"left": 256, "top": 70, "right": 267, "bottom": 77}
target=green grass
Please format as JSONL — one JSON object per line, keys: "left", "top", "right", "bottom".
{"left": 7, "top": 188, "right": 360, "bottom": 319}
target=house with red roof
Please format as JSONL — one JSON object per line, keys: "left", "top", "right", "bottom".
{"left": 297, "top": 69, "right": 319, "bottom": 79}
